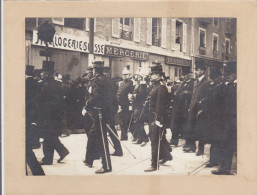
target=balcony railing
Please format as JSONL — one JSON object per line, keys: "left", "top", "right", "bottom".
{"left": 222, "top": 52, "right": 230, "bottom": 61}
{"left": 120, "top": 30, "right": 132, "bottom": 41}
{"left": 152, "top": 38, "right": 161, "bottom": 47}
{"left": 213, "top": 51, "right": 218, "bottom": 58}
{"left": 199, "top": 46, "right": 206, "bottom": 55}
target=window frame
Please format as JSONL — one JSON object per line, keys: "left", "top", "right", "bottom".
{"left": 212, "top": 33, "right": 219, "bottom": 52}
{"left": 213, "top": 18, "right": 219, "bottom": 28}
{"left": 199, "top": 27, "right": 207, "bottom": 48}
{"left": 225, "top": 38, "right": 231, "bottom": 54}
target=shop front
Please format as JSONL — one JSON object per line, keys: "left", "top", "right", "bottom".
{"left": 165, "top": 56, "right": 192, "bottom": 82}
{"left": 104, "top": 45, "right": 149, "bottom": 78}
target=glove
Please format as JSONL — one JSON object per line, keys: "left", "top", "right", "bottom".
{"left": 118, "top": 105, "right": 122, "bottom": 113}
{"left": 129, "top": 105, "right": 133, "bottom": 111}
{"left": 82, "top": 107, "right": 87, "bottom": 116}
{"left": 155, "top": 120, "right": 163, "bottom": 127}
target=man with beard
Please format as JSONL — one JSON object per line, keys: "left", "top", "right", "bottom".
{"left": 116, "top": 66, "right": 134, "bottom": 141}
{"left": 184, "top": 61, "right": 211, "bottom": 156}
{"left": 38, "top": 63, "right": 69, "bottom": 165}
{"left": 170, "top": 66, "right": 194, "bottom": 147}
{"left": 82, "top": 61, "right": 112, "bottom": 174}
{"left": 144, "top": 62, "right": 172, "bottom": 172}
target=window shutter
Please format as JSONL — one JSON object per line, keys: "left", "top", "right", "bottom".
{"left": 133, "top": 18, "right": 141, "bottom": 42}
{"left": 112, "top": 18, "right": 120, "bottom": 38}
{"left": 171, "top": 19, "right": 176, "bottom": 50}
{"left": 182, "top": 23, "right": 187, "bottom": 53}
{"left": 86, "top": 18, "right": 89, "bottom": 31}
{"left": 161, "top": 18, "right": 167, "bottom": 48}
{"left": 147, "top": 18, "right": 152, "bottom": 45}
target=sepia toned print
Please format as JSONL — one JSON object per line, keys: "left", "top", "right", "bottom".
{"left": 25, "top": 17, "right": 237, "bottom": 176}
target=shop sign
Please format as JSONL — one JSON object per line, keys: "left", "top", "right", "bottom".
{"left": 165, "top": 56, "right": 191, "bottom": 66}
{"left": 32, "top": 30, "right": 105, "bottom": 55}
{"left": 104, "top": 45, "right": 149, "bottom": 61}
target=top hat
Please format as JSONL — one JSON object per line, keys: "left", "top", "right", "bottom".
{"left": 42, "top": 61, "right": 55, "bottom": 72}
{"left": 195, "top": 60, "right": 206, "bottom": 71}
{"left": 182, "top": 66, "right": 192, "bottom": 75}
{"left": 92, "top": 61, "right": 104, "bottom": 68}
{"left": 150, "top": 62, "right": 163, "bottom": 75}
{"left": 224, "top": 61, "right": 237, "bottom": 75}
{"left": 26, "top": 65, "right": 34, "bottom": 76}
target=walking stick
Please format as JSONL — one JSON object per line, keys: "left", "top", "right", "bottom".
{"left": 127, "top": 111, "right": 134, "bottom": 133}
{"left": 107, "top": 137, "right": 114, "bottom": 149}
{"left": 156, "top": 129, "right": 162, "bottom": 170}
{"left": 94, "top": 107, "right": 110, "bottom": 170}
{"left": 106, "top": 124, "right": 136, "bottom": 159}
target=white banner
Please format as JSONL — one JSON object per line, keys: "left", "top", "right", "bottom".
{"left": 32, "top": 30, "right": 105, "bottom": 55}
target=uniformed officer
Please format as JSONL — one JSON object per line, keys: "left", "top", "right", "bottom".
{"left": 144, "top": 62, "right": 172, "bottom": 172}
{"left": 38, "top": 63, "right": 69, "bottom": 165}
{"left": 130, "top": 68, "right": 149, "bottom": 146}
{"left": 82, "top": 61, "right": 112, "bottom": 174}
{"left": 170, "top": 66, "right": 194, "bottom": 146}
{"left": 26, "top": 65, "right": 45, "bottom": 175}
{"left": 116, "top": 66, "right": 134, "bottom": 140}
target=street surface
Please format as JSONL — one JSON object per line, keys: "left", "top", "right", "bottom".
{"left": 29, "top": 128, "right": 223, "bottom": 176}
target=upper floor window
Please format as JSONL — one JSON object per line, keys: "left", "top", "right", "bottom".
{"left": 213, "top": 18, "right": 219, "bottom": 28}
{"left": 199, "top": 28, "right": 206, "bottom": 48}
{"left": 64, "top": 18, "right": 85, "bottom": 30}
{"left": 120, "top": 18, "right": 132, "bottom": 40}
{"left": 225, "top": 38, "right": 230, "bottom": 54}
{"left": 213, "top": 33, "right": 219, "bottom": 52}
{"left": 152, "top": 18, "right": 161, "bottom": 46}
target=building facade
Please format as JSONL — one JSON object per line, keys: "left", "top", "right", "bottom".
{"left": 25, "top": 17, "right": 236, "bottom": 81}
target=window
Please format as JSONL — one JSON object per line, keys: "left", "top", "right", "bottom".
{"left": 120, "top": 18, "right": 132, "bottom": 40}
{"left": 64, "top": 18, "right": 85, "bottom": 30}
{"left": 176, "top": 21, "right": 183, "bottom": 45}
{"left": 213, "top": 34, "right": 218, "bottom": 52}
{"left": 225, "top": 38, "right": 230, "bottom": 54}
{"left": 152, "top": 18, "right": 161, "bottom": 46}
{"left": 213, "top": 18, "right": 219, "bottom": 28}
{"left": 175, "top": 68, "right": 178, "bottom": 77}
{"left": 199, "top": 28, "right": 206, "bottom": 48}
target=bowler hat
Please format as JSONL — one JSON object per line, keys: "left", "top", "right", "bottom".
{"left": 195, "top": 60, "right": 206, "bottom": 71}
{"left": 182, "top": 66, "right": 192, "bottom": 75}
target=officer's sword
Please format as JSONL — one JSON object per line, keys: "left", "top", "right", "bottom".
{"left": 94, "top": 107, "right": 110, "bottom": 170}
{"left": 157, "top": 128, "right": 164, "bottom": 171}
{"left": 106, "top": 124, "right": 136, "bottom": 159}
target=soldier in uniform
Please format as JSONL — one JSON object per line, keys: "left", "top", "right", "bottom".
{"left": 145, "top": 62, "right": 172, "bottom": 172}
{"left": 130, "top": 68, "right": 149, "bottom": 146}
{"left": 184, "top": 61, "right": 211, "bottom": 156}
{"left": 82, "top": 61, "right": 112, "bottom": 174}
{"left": 170, "top": 66, "right": 194, "bottom": 146}
{"left": 26, "top": 65, "right": 45, "bottom": 175}
{"left": 38, "top": 63, "right": 69, "bottom": 165}
{"left": 212, "top": 62, "right": 237, "bottom": 175}
{"left": 116, "top": 66, "right": 134, "bottom": 140}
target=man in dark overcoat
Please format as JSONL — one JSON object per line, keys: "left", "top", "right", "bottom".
{"left": 26, "top": 65, "right": 45, "bottom": 175}
{"left": 144, "top": 62, "right": 172, "bottom": 172}
{"left": 38, "top": 63, "right": 69, "bottom": 165}
{"left": 184, "top": 61, "right": 211, "bottom": 156}
{"left": 82, "top": 61, "right": 113, "bottom": 174}
{"left": 212, "top": 62, "right": 237, "bottom": 175}
{"left": 170, "top": 66, "right": 194, "bottom": 146}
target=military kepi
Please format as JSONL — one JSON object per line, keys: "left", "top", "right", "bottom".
{"left": 93, "top": 61, "right": 104, "bottom": 68}
{"left": 150, "top": 62, "right": 163, "bottom": 75}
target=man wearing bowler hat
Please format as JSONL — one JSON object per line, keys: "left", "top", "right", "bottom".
{"left": 38, "top": 62, "right": 69, "bottom": 165}
{"left": 144, "top": 62, "right": 172, "bottom": 172}
{"left": 184, "top": 60, "right": 211, "bottom": 156}
{"left": 170, "top": 66, "right": 194, "bottom": 147}
{"left": 82, "top": 61, "right": 112, "bottom": 174}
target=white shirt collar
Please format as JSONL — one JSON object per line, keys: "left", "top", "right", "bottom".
{"left": 198, "top": 75, "right": 205, "bottom": 82}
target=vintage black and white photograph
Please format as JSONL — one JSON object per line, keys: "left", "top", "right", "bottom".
{"left": 25, "top": 17, "right": 237, "bottom": 176}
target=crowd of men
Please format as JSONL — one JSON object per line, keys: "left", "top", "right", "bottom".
{"left": 25, "top": 59, "right": 237, "bottom": 175}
